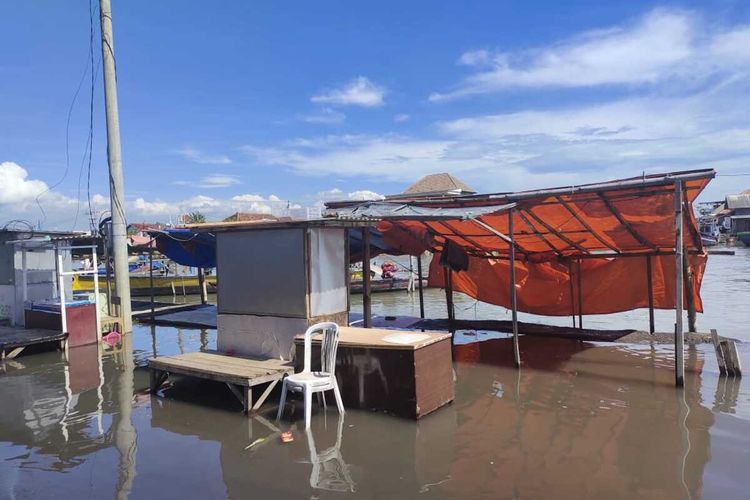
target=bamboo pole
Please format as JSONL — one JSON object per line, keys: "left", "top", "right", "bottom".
{"left": 362, "top": 227, "right": 372, "bottom": 328}
{"left": 675, "top": 181, "right": 685, "bottom": 387}
{"left": 509, "top": 208, "right": 521, "bottom": 367}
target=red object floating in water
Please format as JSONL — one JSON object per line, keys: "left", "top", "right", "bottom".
{"left": 280, "top": 431, "right": 294, "bottom": 443}
{"left": 102, "top": 331, "right": 122, "bottom": 346}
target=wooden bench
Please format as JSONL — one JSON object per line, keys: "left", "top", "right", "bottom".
{"left": 148, "top": 350, "right": 294, "bottom": 414}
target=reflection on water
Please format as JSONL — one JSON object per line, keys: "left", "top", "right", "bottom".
{"left": 1, "top": 248, "right": 749, "bottom": 498}
{"left": 2, "top": 328, "right": 749, "bottom": 498}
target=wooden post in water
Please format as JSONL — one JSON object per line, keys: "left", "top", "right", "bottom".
{"left": 198, "top": 267, "right": 208, "bottom": 305}
{"left": 646, "top": 255, "right": 655, "bottom": 334}
{"left": 416, "top": 253, "right": 425, "bottom": 319}
{"left": 509, "top": 208, "right": 521, "bottom": 367}
{"left": 362, "top": 227, "right": 372, "bottom": 328}
{"left": 674, "top": 181, "right": 685, "bottom": 387}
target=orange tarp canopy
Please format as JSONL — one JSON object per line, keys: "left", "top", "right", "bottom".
{"left": 332, "top": 169, "right": 714, "bottom": 317}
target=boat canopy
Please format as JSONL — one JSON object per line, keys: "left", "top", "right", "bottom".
{"left": 326, "top": 169, "right": 715, "bottom": 317}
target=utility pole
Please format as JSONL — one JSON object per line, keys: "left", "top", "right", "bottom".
{"left": 99, "top": 0, "right": 132, "bottom": 332}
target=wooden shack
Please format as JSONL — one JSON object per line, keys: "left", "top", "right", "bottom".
{"left": 204, "top": 220, "right": 363, "bottom": 360}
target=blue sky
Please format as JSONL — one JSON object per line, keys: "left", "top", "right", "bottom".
{"left": 2, "top": 0, "right": 749, "bottom": 228}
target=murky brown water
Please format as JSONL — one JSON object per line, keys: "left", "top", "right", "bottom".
{"left": 2, "top": 248, "right": 749, "bottom": 499}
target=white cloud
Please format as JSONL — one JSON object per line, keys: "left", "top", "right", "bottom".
{"left": 302, "top": 108, "right": 346, "bottom": 124}
{"left": 311, "top": 76, "right": 386, "bottom": 107}
{"left": 174, "top": 174, "right": 240, "bottom": 188}
{"left": 393, "top": 113, "right": 410, "bottom": 123}
{"left": 347, "top": 190, "right": 385, "bottom": 201}
{"left": 176, "top": 147, "right": 232, "bottom": 165}
{"left": 315, "top": 188, "right": 385, "bottom": 202}
{"left": 239, "top": 73, "right": 750, "bottom": 201}
{"left": 430, "top": 9, "right": 750, "bottom": 101}
{"left": 0, "top": 161, "right": 51, "bottom": 205}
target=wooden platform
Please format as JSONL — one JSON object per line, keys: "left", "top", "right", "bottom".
{"left": 148, "top": 350, "right": 294, "bottom": 414}
{"left": 0, "top": 326, "right": 67, "bottom": 360}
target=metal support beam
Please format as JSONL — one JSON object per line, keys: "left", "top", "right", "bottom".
{"left": 416, "top": 253, "right": 425, "bottom": 319}
{"left": 509, "top": 209, "right": 521, "bottom": 367}
{"left": 524, "top": 207, "right": 588, "bottom": 253}
{"left": 149, "top": 248, "right": 155, "bottom": 322}
{"left": 557, "top": 196, "right": 620, "bottom": 253}
{"left": 577, "top": 258, "right": 583, "bottom": 330}
{"left": 646, "top": 255, "right": 655, "bottom": 334}
{"left": 675, "top": 181, "right": 685, "bottom": 387}
{"left": 598, "top": 192, "right": 658, "bottom": 251}
{"left": 683, "top": 252, "right": 697, "bottom": 333}
{"left": 444, "top": 267, "right": 455, "bottom": 328}
{"left": 568, "top": 260, "right": 576, "bottom": 328}
{"left": 362, "top": 227, "right": 372, "bottom": 328}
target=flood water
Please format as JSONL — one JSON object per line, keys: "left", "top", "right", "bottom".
{"left": 2, "top": 248, "right": 749, "bottom": 499}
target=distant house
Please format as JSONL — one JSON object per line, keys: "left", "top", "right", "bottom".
{"left": 222, "top": 212, "right": 291, "bottom": 223}
{"left": 388, "top": 173, "right": 476, "bottom": 200}
{"left": 726, "top": 193, "right": 750, "bottom": 234}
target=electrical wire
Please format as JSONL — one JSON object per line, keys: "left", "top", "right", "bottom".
{"left": 36, "top": 0, "right": 97, "bottom": 227}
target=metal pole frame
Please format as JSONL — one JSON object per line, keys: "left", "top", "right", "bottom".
{"left": 362, "top": 227, "right": 372, "bottom": 328}
{"left": 675, "top": 181, "right": 685, "bottom": 387}
{"left": 646, "top": 255, "right": 655, "bottom": 334}
{"left": 416, "top": 253, "right": 425, "bottom": 319}
{"left": 577, "top": 258, "right": 583, "bottom": 330}
{"left": 509, "top": 208, "right": 521, "bottom": 367}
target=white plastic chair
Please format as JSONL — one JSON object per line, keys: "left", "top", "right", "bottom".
{"left": 277, "top": 322, "right": 345, "bottom": 428}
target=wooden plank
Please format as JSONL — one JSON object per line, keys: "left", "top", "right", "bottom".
{"left": 5, "top": 347, "right": 25, "bottom": 359}
{"left": 150, "top": 357, "right": 282, "bottom": 379}
{"left": 711, "top": 329, "right": 727, "bottom": 375}
{"left": 252, "top": 379, "right": 280, "bottom": 412}
{"left": 722, "top": 339, "right": 742, "bottom": 377}
{"left": 148, "top": 351, "right": 293, "bottom": 387}
{"left": 0, "top": 326, "right": 67, "bottom": 350}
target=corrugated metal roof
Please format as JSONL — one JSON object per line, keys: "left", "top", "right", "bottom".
{"left": 726, "top": 194, "right": 750, "bottom": 210}
{"left": 327, "top": 201, "right": 515, "bottom": 221}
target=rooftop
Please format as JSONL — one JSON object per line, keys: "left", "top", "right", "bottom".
{"left": 395, "top": 173, "right": 476, "bottom": 198}
{"left": 726, "top": 194, "right": 750, "bottom": 210}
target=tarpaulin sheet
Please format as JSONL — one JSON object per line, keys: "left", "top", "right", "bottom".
{"left": 151, "top": 229, "right": 216, "bottom": 268}
{"left": 339, "top": 170, "right": 715, "bottom": 316}
{"left": 428, "top": 251, "right": 706, "bottom": 316}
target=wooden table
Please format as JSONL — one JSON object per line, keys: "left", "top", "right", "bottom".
{"left": 148, "top": 350, "right": 294, "bottom": 414}
{"left": 294, "top": 326, "right": 454, "bottom": 419}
